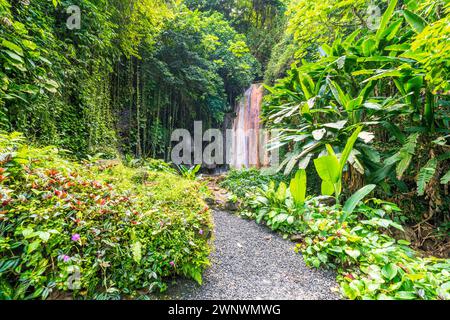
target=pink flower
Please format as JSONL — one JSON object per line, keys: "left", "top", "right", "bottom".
{"left": 169, "top": 261, "right": 175, "bottom": 267}
{"left": 63, "top": 255, "right": 71, "bottom": 263}
{"left": 71, "top": 234, "right": 81, "bottom": 242}
{"left": 199, "top": 229, "right": 204, "bottom": 235}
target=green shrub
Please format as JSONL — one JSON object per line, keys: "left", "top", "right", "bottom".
{"left": 296, "top": 200, "right": 450, "bottom": 300}
{"left": 230, "top": 167, "right": 450, "bottom": 300}
{"left": 0, "top": 133, "right": 212, "bottom": 300}
{"left": 220, "top": 168, "right": 288, "bottom": 199}
{"left": 247, "top": 172, "right": 310, "bottom": 235}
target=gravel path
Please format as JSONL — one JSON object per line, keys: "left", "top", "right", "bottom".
{"left": 159, "top": 210, "right": 340, "bottom": 300}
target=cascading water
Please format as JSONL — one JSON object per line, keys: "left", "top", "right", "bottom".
{"left": 231, "top": 83, "right": 270, "bottom": 169}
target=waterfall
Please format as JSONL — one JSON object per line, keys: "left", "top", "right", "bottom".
{"left": 231, "top": 83, "right": 270, "bottom": 169}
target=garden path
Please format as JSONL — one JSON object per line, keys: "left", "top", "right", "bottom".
{"left": 157, "top": 178, "right": 340, "bottom": 300}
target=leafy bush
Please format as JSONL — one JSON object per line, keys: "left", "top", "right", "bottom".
{"left": 220, "top": 168, "right": 288, "bottom": 199}
{"left": 177, "top": 165, "right": 201, "bottom": 181}
{"left": 122, "top": 155, "right": 178, "bottom": 175}
{"left": 297, "top": 200, "right": 450, "bottom": 300}
{"left": 0, "top": 133, "right": 212, "bottom": 300}
{"left": 249, "top": 181, "right": 301, "bottom": 234}
{"left": 228, "top": 165, "right": 450, "bottom": 300}
{"left": 263, "top": 0, "right": 450, "bottom": 228}
{"left": 245, "top": 170, "right": 309, "bottom": 235}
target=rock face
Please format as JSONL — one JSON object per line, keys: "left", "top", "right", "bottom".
{"left": 205, "top": 197, "right": 215, "bottom": 206}
{"left": 290, "top": 235, "right": 304, "bottom": 243}
{"left": 231, "top": 84, "right": 270, "bottom": 169}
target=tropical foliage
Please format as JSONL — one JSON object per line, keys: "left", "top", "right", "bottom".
{"left": 0, "top": 133, "right": 212, "bottom": 299}
{"left": 0, "top": 0, "right": 448, "bottom": 302}
{"left": 217, "top": 0, "right": 450, "bottom": 301}
{"left": 0, "top": 0, "right": 258, "bottom": 159}
{"left": 223, "top": 162, "right": 450, "bottom": 300}
{"left": 219, "top": 167, "right": 288, "bottom": 199}
{"left": 263, "top": 0, "right": 450, "bottom": 231}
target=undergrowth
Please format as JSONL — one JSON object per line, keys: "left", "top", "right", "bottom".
{"left": 0, "top": 132, "right": 212, "bottom": 300}
{"left": 222, "top": 169, "right": 450, "bottom": 300}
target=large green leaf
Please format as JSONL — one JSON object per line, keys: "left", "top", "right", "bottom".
{"left": 383, "top": 19, "right": 403, "bottom": 41}
{"left": 345, "top": 249, "right": 361, "bottom": 259}
{"left": 343, "top": 29, "right": 361, "bottom": 48}
{"left": 276, "top": 182, "right": 287, "bottom": 202}
{"left": 298, "top": 72, "right": 315, "bottom": 100}
{"left": 362, "top": 69, "right": 403, "bottom": 83}
{"left": 382, "top": 263, "right": 399, "bottom": 281}
{"left": 357, "top": 81, "right": 375, "bottom": 103}
{"left": 376, "top": 0, "right": 399, "bottom": 41}
{"left": 417, "top": 158, "right": 437, "bottom": 196}
{"left": 314, "top": 155, "right": 340, "bottom": 183}
{"left": 362, "top": 37, "right": 377, "bottom": 57}
{"left": 396, "top": 152, "right": 413, "bottom": 179}
{"left": 403, "top": 9, "right": 427, "bottom": 33}
{"left": 3, "top": 50, "right": 24, "bottom": 63}
{"left": 343, "top": 185, "right": 376, "bottom": 214}
{"left": 321, "top": 180, "right": 335, "bottom": 196}
{"left": 396, "top": 133, "right": 419, "bottom": 179}
{"left": 1, "top": 39, "right": 23, "bottom": 56}
{"left": 327, "top": 78, "right": 349, "bottom": 109}
{"left": 339, "top": 126, "right": 363, "bottom": 176}
{"left": 395, "top": 291, "right": 418, "bottom": 300}
{"left": 284, "top": 151, "right": 301, "bottom": 175}
{"left": 290, "top": 169, "right": 307, "bottom": 206}
{"left": 382, "top": 121, "right": 406, "bottom": 144}
{"left": 341, "top": 283, "right": 358, "bottom": 300}
{"left": 441, "top": 170, "right": 450, "bottom": 185}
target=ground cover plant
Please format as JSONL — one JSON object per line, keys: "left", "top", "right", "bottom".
{"left": 222, "top": 165, "right": 450, "bottom": 300}
{"left": 221, "top": 128, "right": 449, "bottom": 300}
{"left": 0, "top": 132, "right": 212, "bottom": 300}
{"left": 219, "top": 168, "right": 289, "bottom": 199}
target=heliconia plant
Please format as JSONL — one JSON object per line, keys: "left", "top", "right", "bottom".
{"left": 289, "top": 169, "right": 307, "bottom": 206}
{"left": 314, "top": 126, "right": 363, "bottom": 203}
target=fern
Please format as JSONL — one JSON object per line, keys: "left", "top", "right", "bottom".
{"left": 417, "top": 158, "right": 437, "bottom": 196}
{"left": 441, "top": 169, "right": 450, "bottom": 185}
{"left": 437, "top": 153, "right": 450, "bottom": 185}
{"left": 417, "top": 151, "right": 450, "bottom": 193}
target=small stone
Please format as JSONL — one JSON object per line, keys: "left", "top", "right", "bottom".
{"left": 316, "top": 196, "right": 337, "bottom": 207}
{"left": 224, "top": 200, "right": 239, "bottom": 211}
{"left": 215, "top": 200, "right": 224, "bottom": 207}
{"left": 291, "top": 234, "right": 303, "bottom": 242}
